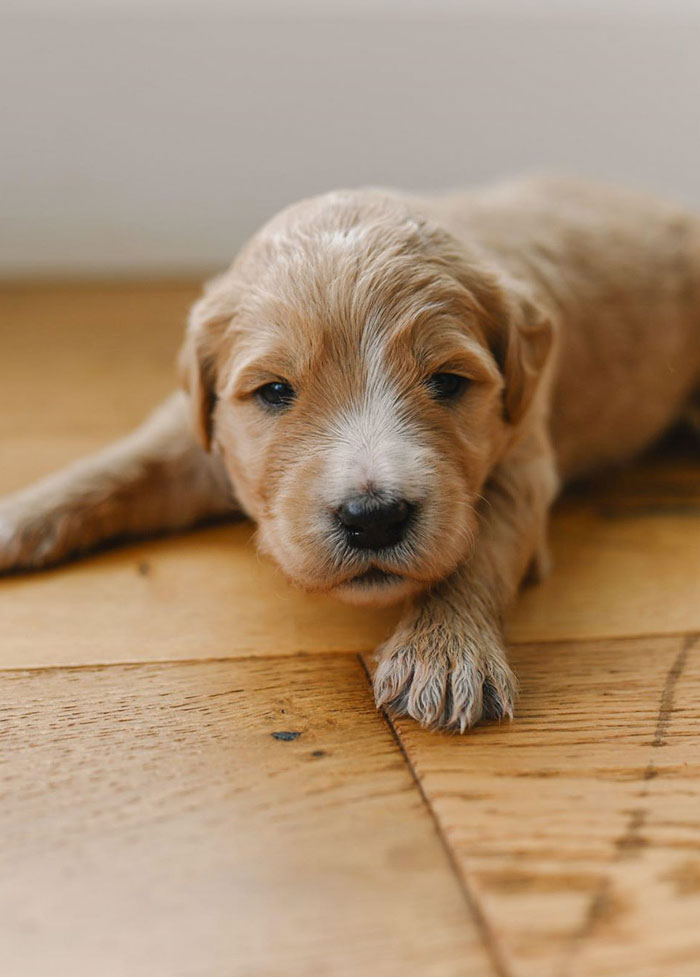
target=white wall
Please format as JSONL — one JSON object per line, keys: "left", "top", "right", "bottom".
{"left": 2, "top": 1, "right": 699, "bottom": 276}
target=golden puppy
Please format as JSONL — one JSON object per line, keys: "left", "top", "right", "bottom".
{"left": 1, "top": 176, "right": 698, "bottom": 731}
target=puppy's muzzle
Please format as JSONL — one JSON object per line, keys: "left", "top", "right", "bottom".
{"left": 335, "top": 494, "right": 414, "bottom": 551}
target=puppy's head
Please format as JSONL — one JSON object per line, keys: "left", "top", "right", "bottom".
{"left": 180, "top": 190, "right": 551, "bottom": 606}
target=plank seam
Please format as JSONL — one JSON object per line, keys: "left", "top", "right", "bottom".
{"left": 357, "top": 653, "right": 513, "bottom": 977}
{"left": 0, "top": 649, "right": 362, "bottom": 674}
{"left": 2, "top": 627, "right": 697, "bottom": 673}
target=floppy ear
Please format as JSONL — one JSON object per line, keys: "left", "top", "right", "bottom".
{"left": 178, "top": 274, "right": 236, "bottom": 451}
{"left": 493, "top": 288, "right": 554, "bottom": 425}
{"left": 178, "top": 327, "right": 218, "bottom": 451}
{"left": 438, "top": 241, "right": 554, "bottom": 426}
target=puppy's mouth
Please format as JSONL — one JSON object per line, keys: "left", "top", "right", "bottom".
{"left": 345, "top": 567, "right": 404, "bottom": 587}
{"left": 330, "top": 563, "right": 426, "bottom": 606}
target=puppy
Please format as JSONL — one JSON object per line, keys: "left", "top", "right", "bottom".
{"left": 1, "top": 176, "right": 698, "bottom": 731}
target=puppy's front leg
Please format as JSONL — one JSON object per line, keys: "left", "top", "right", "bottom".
{"left": 0, "top": 392, "right": 236, "bottom": 572}
{"left": 374, "top": 438, "right": 558, "bottom": 732}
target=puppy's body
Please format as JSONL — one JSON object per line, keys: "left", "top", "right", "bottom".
{"left": 1, "top": 176, "right": 698, "bottom": 731}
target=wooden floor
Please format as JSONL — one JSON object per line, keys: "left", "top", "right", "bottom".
{"left": 1, "top": 282, "right": 698, "bottom": 977}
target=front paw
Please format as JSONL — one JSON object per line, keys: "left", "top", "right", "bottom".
{"left": 0, "top": 496, "right": 75, "bottom": 573}
{"left": 373, "top": 621, "right": 517, "bottom": 733}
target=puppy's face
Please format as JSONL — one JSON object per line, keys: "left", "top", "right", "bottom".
{"left": 182, "top": 191, "right": 550, "bottom": 605}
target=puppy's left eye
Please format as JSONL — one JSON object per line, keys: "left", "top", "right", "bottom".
{"left": 426, "top": 372, "right": 469, "bottom": 402}
{"left": 256, "top": 381, "right": 296, "bottom": 410}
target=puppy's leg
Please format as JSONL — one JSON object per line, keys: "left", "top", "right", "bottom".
{"left": 374, "top": 435, "right": 558, "bottom": 732}
{"left": 0, "top": 392, "right": 236, "bottom": 572}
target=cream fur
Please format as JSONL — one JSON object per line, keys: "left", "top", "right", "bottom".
{"left": 1, "top": 176, "right": 698, "bottom": 732}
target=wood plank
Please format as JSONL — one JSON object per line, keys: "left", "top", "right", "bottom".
{"left": 0, "top": 525, "right": 399, "bottom": 668}
{"left": 510, "top": 437, "right": 700, "bottom": 643}
{"left": 0, "top": 281, "right": 194, "bottom": 456}
{"left": 0, "top": 654, "right": 495, "bottom": 977}
{"left": 386, "top": 634, "right": 700, "bottom": 977}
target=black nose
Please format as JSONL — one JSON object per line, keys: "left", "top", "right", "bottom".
{"left": 336, "top": 495, "right": 413, "bottom": 551}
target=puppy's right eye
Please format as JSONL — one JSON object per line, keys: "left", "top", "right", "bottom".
{"left": 255, "top": 380, "right": 296, "bottom": 410}
{"left": 426, "top": 372, "right": 469, "bottom": 402}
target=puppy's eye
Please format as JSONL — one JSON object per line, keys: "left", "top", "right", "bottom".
{"left": 256, "top": 380, "right": 296, "bottom": 410}
{"left": 426, "top": 372, "right": 469, "bottom": 402}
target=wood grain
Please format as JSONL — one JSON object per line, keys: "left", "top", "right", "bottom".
{"left": 0, "top": 280, "right": 195, "bottom": 456}
{"left": 388, "top": 634, "right": 700, "bottom": 977}
{"left": 511, "top": 440, "right": 700, "bottom": 643}
{"left": 0, "top": 654, "right": 494, "bottom": 977}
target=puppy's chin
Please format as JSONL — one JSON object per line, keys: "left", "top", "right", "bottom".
{"left": 330, "top": 570, "right": 427, "bottom": 607}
